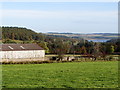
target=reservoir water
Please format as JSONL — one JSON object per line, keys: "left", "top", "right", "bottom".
{"left": 88, "top": 39, "right": 110, "bottom": 42}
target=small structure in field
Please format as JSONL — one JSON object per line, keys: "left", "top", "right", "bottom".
{"left": 0, "top": 44, "right": 45, "bottom": 59}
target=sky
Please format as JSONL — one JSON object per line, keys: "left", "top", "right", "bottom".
{"left": 1, "top": 2, "right": 118, "bottom": 33}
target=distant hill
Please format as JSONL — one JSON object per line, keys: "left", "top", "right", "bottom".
{"left": 2, "top": 26, "right": 45, "bottom": 41}
{"left": 2, "top": 26, "right": 85, "bottom": 45}
{"left": 107, "top": 38, "right": 120, "bottom": 43}
{"left": 2, "top": 26, "right": 118, "bottom": 43}
{"left": 2, "top": 27, "right": 120, "bottom": 54}
{"left": 45, "top": 32, "right": 119, "bottom": 41}
{"left": 2, "top": 27, "right": 85, "bottom": 42}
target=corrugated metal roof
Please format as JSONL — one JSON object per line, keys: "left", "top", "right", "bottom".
{"left": 1, "top": 44, "right": 44, "bottom": 51}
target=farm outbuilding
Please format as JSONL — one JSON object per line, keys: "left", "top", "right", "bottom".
{"left": 0, "top": 44, "right": 45, "bottom": 59}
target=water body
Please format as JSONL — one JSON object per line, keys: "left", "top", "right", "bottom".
{"left": 88, "top": 39, "right": 110, "bottom": 42}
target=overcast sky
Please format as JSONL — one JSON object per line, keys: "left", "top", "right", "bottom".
{"left": 1, "top": 2, "right": 118, "bottom": 33}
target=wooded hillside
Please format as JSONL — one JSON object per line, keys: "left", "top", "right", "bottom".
{"left": 2, "top": 26, "right": 120, "bottom": 55}
{"left": 2, "top": 26, "right": 44, "bottom": 41}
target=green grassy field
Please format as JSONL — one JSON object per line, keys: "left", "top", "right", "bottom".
{"left": 2, "top": 61, "right": 118, "bottom": 89}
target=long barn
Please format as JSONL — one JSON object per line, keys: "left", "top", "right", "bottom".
{"left": 0, "top": 44, "right": 45, "bottom": 59}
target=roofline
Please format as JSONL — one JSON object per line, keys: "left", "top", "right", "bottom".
{"left": 1, "top": 43, "right": 44, "bottom": 51}
{"left": 1, "top": 49, "right": 45, "bottom": 51}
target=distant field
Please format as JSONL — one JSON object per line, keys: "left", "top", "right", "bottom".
{"left": 2, "top": 61, "right": 118, "bottom": 89}
{"left": 45, "top": 33, "right": 119, "bottom": 40}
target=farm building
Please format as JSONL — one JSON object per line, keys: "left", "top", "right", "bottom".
{"left": 0, "top": 44, "right": 45, "bottom": 59}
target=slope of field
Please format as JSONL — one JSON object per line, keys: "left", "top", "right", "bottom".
{"left": 2, "top": 61, "right": 118, "bottom": 88}
{"left": 45, "top": 33, "right": 119, "bottom": 41}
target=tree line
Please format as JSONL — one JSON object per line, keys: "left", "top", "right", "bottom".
{"left": 2, "top": 26, "right": 120, "bottom": 59}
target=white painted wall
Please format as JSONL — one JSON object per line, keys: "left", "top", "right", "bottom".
{"left": 0, "top": 50, "right": 45, "bottom": 59}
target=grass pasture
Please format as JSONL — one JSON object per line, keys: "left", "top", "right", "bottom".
{"left": 2, "top": 61, "right": 118, "bottom": 89}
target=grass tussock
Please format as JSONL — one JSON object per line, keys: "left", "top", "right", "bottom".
{"left": 1, "top": 58, "right": 118, "bottom": 65}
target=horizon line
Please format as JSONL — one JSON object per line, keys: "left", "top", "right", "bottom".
{"left": 1, "top": 26, "right": 118, "bottom": 34}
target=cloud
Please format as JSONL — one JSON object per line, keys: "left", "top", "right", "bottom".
{"left": 2, "top": 9, "right": 117, "bottom": 20}
{"left": 1, "top": 9, "right": 117, "bottom": 33}
{"left": 2, "top": 9, "right": 117, "bottom": 32}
